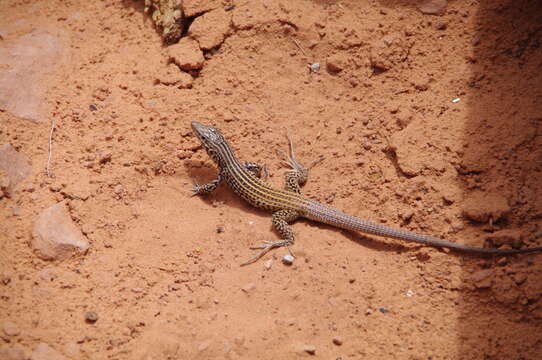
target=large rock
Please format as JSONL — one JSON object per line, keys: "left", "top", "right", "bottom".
{"left": 188, "top": 7, "right": 230, "bottom": 50}
{"left": 0, "top": 144, "right": 32, "bottom": 197}
{"left": 168, "top": 37, "right": 205, "bottom": 71}
{"left": 0, "top": 30, "right": 67, "bottom": 122}
{"left": 32, "top": 201, "right": 89, "bottom": 261}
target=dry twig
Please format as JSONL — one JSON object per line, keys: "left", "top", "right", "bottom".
{"left": 292, "top": 38, "right": 307, "bottom": 57}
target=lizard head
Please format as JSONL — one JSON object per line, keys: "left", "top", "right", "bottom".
{"left": 191, "top": 121, "right": 227, "bottom": 164}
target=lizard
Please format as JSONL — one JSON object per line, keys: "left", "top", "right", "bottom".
{"left": 190, "top": 121, "right": 542, "bottom": 265}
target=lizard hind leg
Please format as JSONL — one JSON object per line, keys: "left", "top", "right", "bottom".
{"left": 277, "top": 131, "right": 323, "bottom": 193}
{"left": 240, "top": 209, "right": 300, "bottom": 266}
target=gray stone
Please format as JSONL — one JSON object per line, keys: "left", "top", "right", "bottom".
{"left": 0, "top": 30, "right": 67, "bottom": 122}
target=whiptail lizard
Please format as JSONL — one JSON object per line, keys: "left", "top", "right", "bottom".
{"left": 190, "top": 121, "right": 542, "bottom": 265}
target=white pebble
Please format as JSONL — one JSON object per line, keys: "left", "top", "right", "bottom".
{"left": 309, "top": 63, "right": 320, "bottom": 73}
{"left": 282, "top": 254, "right": 294, "bottom": 265}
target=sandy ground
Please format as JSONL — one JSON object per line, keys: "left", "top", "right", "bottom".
{"left": 1, "top": 0, "right": 542, "bottom": 359}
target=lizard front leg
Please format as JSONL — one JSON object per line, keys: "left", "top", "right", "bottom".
{"left": 191, "top": 174, "right": 223, "bottom": 196}
{"left": 244, "top": 161, "right": 269, "bottom": 182}
{"left": 241, "top": 209, "right": 299, "bottom": 266}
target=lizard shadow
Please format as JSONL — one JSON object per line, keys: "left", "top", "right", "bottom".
{"left": 183, "top": 160, "right": 277, "bottom": 215}
{"left": 185, "top": 161, "right": 487, "bottom": 258}
{"left": 339, "top": 226, "right": 497, "bottom": 261}
{"left": 297, "top": 216, "right": 502, "bottom": 260}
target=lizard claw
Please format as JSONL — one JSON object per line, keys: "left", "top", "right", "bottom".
{"left": 190, "top": 179, "right": 203, "bottom": 196}
{"left": 241, "top": 240, "right": 294, "bottom": 266}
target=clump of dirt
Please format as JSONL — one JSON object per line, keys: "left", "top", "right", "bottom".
{"left": 1, "top": 0, "right": 541, "bottom": 359}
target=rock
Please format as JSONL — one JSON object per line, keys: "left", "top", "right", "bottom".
{"left": 241, "top": 283, "right": 255, "bottom": 293}
{"left": 303, "top": 344, "right": 316, "bottom": 355}
{"left": 332, "top": 337, "right": 343, "bottom": 346}
{"left": 113, "top": 184, "right": 124, "bottom": 195}
{"left": 169, "top": 37, "right": 205, "bottom": 71}
{"left": 1, "top": 272, "right": 11, "bottom": 285}
{"left": 189, "top": 7, "right": 230, "bottom": 50}
{"left": 485, "top": 229, "right": 523, "bottom": 248}
{"left": 197, "top": 340, "right": 212, "bottom": 352}
{"left": 264, "top": 259, "right": 273, "bottom": 270}
{"left": 418, "top": 0, "right": 447, "bottom": 15}
{"left": 326, "top": 54, "right": 345, "bottom": 73}
{"left": 462, "top": 192, "right": 511, "bottom": 223}
{"left": 182, "top": 0, "right": 221, "bottom": 17}
{"left": 155, "top": 63, "right": 193, "bottom": 88}
{"left": 282, "top": 254, "right": 294, "bottom": 265}
{"left": 85, "top": 311, "right": 98, "bottom": 323}
{"left": 30, "top": 343, "right": 69, "bottom": 360}
{"left": 2, "top": 321, "right": 20, "bottom": 336}
{"left": 0, "top": 144, "right": 32, "bottom": 197}
{"left": 309, "top": 63, "right": 320, "bottom": 73}
{"left": 98, "top": 152, "right": 112, "bottom": 164}
{"left": 0, "top": 30, "right": 67, "bottom": 122}
{"left": 470, "top": 269, "right": 492, "bottom": 289}
{"left": 0, "top": 345, "right": 28, "bottom": 360}
{"left": 32, "top": 201, "right": 89, "bottom": 261}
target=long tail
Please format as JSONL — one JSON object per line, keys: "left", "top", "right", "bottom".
{"left": 301, "top": 200, "right": 542, "bottom": 254}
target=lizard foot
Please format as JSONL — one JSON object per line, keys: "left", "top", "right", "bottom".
{"left": 240, "top": 240, "right": 294, "bottom": 266}
{"left": 277, "top": 131, "right": 324, "bottom": 178}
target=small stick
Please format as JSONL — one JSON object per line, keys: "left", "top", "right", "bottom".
{"left": 292, "top": 38, "right": 307, "bottom": 57}
{"left": 46, "top": 118, "right": 56, "bottom": 177}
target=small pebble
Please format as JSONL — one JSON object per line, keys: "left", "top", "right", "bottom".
{"left": 332, "top": 337, "right": 343, "bottom": 346}
{"left": 98, "top": 152, "right": 112, "bottom": 164}
{"left": 303, "top": 344, "right": 316, "bottom": 355}
{"left": 85, "top": 311, "right": 98, "bottom": 323}
{"left": 309, "top": 63, "right": 320, "bottom": 73}
{"left": 89, "top": 104, "right": 97, "bottom": 111}
{"left": 264, "top": 259, "right": 273, "bottom": 270}
{"left": 10, "top": 205, "right": 21, "bottom": 216}
{"left": 241, "top": 283, "right": 255, "bottom": 293}
{"left": 1, "top": 273, "right": 11, "bottom": 285}
{"left": 282, "top": 254, "right": 294, "bottom": 265}
{"left": 3, "top": 321, "right": 20, "bottom": 336}
{"left": 379, "top": 307, "right": 390, "bottom": 313}
{"left": 365, "top": 308, "right": 373, "bottom": 315}
{"left": 406, "top": 289, "right": 414, "bottom": 297}
{"left": 451, "top": 98, "right": 460, "bottom": 103}
{"left": 216, "top": 225, "right": 225, "bottom": 233}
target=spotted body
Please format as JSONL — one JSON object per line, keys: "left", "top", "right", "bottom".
{"left": 190, "top": 121, "right": 542, "bottom": 265}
